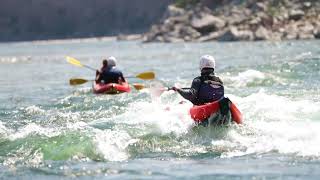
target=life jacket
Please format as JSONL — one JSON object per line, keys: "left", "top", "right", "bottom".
{"left": 101, "top": 67, "right": 123, "bottom": 84}
{"left": 197, "top": 73, "right": 224, "bottom": 104}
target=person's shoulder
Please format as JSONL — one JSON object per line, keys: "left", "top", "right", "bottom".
{"left": 110, "top": 67, "right": 123, "bottom": 74}
{"left": 193, "top": 76, "right": 201, "bottom": 81}
{"left": 109, "top": 67, "right": 116, "bottom": 71}
{"left": 192, "top": 76, "right": 202, "bottom": 84}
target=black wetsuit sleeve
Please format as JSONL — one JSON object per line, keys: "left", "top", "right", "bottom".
{"left": 177, "top": 78, "right": 201, "bottom": 105}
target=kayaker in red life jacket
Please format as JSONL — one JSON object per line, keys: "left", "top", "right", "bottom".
{"left": 171, "top": 55, "right": 224, "bottom": 105}
{"left": 95, "top": 56, "right": 126, "bottom": 84}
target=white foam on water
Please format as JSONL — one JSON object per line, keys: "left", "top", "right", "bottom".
{"left": 86, "top": 89, "right": 196, "bottom": 160}
{"left": 224, "top": 69, "right": 285, "bottom": 87}
{"left": 239, "top": 90, "right": 320, "bottom": 122}
{"left": 2, "top": 121, "right": 95, "bottom": 167}
{"left": 220, "top": 91, "right": 320, "bottom": 158}
{"left": 0, "top": 121, "right": 9, "bottom": 139}
{"left": 24, "top": 105, "right": 46, "bottom": 115}
{"left": 8, "top": 123, "right": 61, "bottom": 140}
{"left": 226, "top": 69, "right": 266, "bottom": 86}
{"left": 3, "top": 145, "right": 44, "bottom": 168}
{"left": 0, "top": 56, "right": 32, "bottom": 64}
{"left": 50, "top": 111, "right": 82, "bottom": 124}
{"left": 93, "top": 129, "right": 138, "bottom": 161}
{"left": 7, "top": 121, "right": 90, "bottom": 141}
{"left": 8, "top": 81, "right": 319, "bottom": 163}
{"left": 66, "top": 121, "right": 88, "bottom": 130}
{"left": 75, "top": 87, "right": 92, "bottom": 95}
{"left": 123, "top": 91, "right": 194, "bottom": 136}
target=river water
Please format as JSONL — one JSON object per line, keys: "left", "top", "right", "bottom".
{"left": 0, "top": 39, "right": 319, "bottom": 179}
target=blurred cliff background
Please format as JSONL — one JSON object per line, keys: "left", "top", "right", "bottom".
{"left": 0, "top": 0, "right": 172, "bottom": 42}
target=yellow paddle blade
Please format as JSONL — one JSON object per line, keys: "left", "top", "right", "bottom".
{"left": 66, "top": 56, "right": 83, "bottom": 67}
{"left": 132, "top": 83, "right": 145, "bottom": 90}
{"left": 135, "top": 71, "right": 155, "bottom": 80}
{"left": 69, "top": 78, "right": 89, "bottom": 85}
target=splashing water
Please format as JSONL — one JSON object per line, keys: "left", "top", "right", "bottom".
{"left": 0, "top": 40, "right": 320, "bottom": 179}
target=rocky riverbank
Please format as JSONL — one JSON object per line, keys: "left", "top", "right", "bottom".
{"left": 142, "top": 0, "right": 320, "bottom": 42}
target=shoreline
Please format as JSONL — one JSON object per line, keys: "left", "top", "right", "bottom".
{"left": 0, "top": 36, "right": 117, "bottom": 45}
{"left": 1, "top": 35, "right": 320, "bottom": 46}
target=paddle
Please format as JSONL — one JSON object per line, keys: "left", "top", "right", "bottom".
{"left": 129, "top": 85, "right": 190, "bottom": 91}
{"left": 126, "top": 71, "right": 155, "bottom": 80}
{"left": 66, "top": 56, "right": 155, "bottom": 90}
{"left": 69, "top": 78, "right": 91, "bottom": 85}
{"left": 66, "top": 56, "right": 96, "bottom": 71}
{"left": 66, "top": 56, "right": 155, "bottom": 80}
{"left": 132, "top": 83, "right": 145, "bottom": 90}
{"left": 69, "top": 70, "right": 154, "bottom": 86}
{"left": 148, "top": 86, "right": 191, "bottom": 98}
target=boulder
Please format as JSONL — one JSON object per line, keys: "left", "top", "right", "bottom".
{"left": 181, "top": 26, "right": 201, "bottom": 38}
{"left": 299, "top": 22, "right": 314, "bottom": 34}
{"left": 160, "top": 23, "right": 172, "bottom": 33}
{"left": 142, "top": 25, "right": 162, "bottom": 42}
{"left": 217, "top": 27, "right": 237, "bottom": 41}
{"left": 163, "top": 5, "right": 185, "bottom": 19}
{"left": 298, "top": 32, "right": 314, "bottom": 39}
{"left": 197, "top": 31, "right": 225, "bottom": 42}
{"left": 162, "top": 35, "right": 184, "bottom": 43}
{"left": 149, "top": 25, "right": 161, "bottom": 35}
{"left": 167, "top": 29, "right": 181, "bottom": 39}
{"left": 269, "top": 32, "right": 283, "bottom": 41}
{"left": 289, "top": 9, "right": 305, "bottom": 21}
{"left": 315, "top": 31, "right": 320, "bottom": 39}
{"left": 227, "top": 7, "right": 251, "bottom": 25}
{"left": 236, "top": 30, "right": 254, "bottom": 41}
{"left": 249, "top": 16, "right": 261, "bottom": 25}
{"left": 255, "top": 2, "right": 268, "bottom": 12}
{"left": 142, "top": 34, "right": 157, "bottom": 43}
{"left": 193, "top": 4, "right": 212, "bottom": 16}
{"left": 191, "top": 14, "right": 225, "bottom": 33}
{"left": 284, "top": 31, "right": 298, "bottom": 40}
{"left": 143, "top": 33, "right": 162, "bottom": 43}
{"left": 294, "top": 21, "right": 314, "bottom": 40}
{"left": 303, "top": 2, "right": 312, "bottom": 9}
{"left": 218, "top": 26, "right": 254, "bottom": 41}
{"left": 167, "top": 14, "right": 190, "bottom": 24}
{"left": 163, "top": 19, "right": 175, "bottom": 28}
{"left": 155, "top": 36, "right": 165, "bottom": 42}
{"left": 255, "top": 26, "right": 270, "bottom": 40}
{"left": 314, "top": 24, "right": 320, "bottom": 38}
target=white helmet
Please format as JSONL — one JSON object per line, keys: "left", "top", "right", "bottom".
{"left": 199, "top": 55, "right": 215, "bottom": 71}
{"left": 107, "top": 56, "right": 117, "bottom": 67}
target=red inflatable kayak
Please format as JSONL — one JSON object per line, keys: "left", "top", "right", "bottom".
{"left": 189, "top": 97, "right": 242, "bottom": 124}
{"left": 93, "top": 82, "right": 131, "bottom": 94}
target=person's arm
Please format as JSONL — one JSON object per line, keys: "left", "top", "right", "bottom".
{"left": 95, "top": 70, "right": 102, "bottom": 83}
{"left": 117, "top": 72, "right": 126, "bottom": 83}
{"left": 120, "top": 72, "right": 126, "bottom": 82}
{"left": 174, "top": 78, "right": 201, "bottom": 105}
{"left": 216, "top": 76, "right": 223, "bottom": 85}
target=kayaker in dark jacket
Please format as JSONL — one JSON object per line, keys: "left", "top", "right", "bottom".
{"left": 172, "top": 55, "right": 224, "bottom": 105}
{"left": 95, "top": 56, "right": 126, "bottom": 84}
